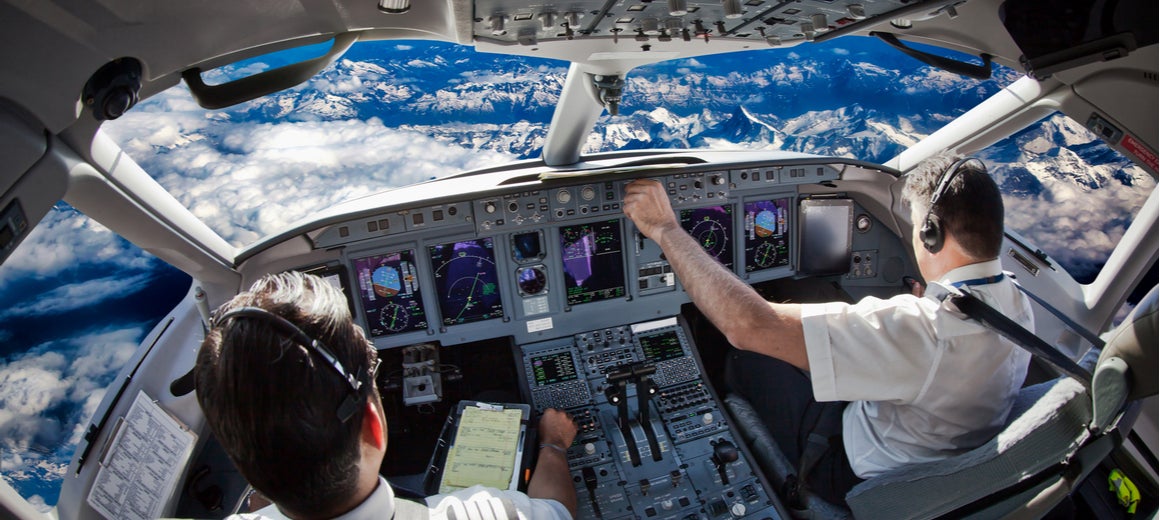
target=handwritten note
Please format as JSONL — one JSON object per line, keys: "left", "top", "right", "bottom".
{"left": 87, "top": 391, "right": 196, "bottom": 520}
{"left": 438, "top": 405, "right": 523, "bottom": 493}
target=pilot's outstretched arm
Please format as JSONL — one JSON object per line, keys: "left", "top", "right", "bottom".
{"left": 623, "top": 179, "right": 809, "bottom": 371}
{"left": 528, "top": 408, "right": 579, "bottom": 518}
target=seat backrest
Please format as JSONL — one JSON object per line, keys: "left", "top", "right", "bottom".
{"left": 845, "top": 376, "right": 1091, "bottom": 520}
{"left": 1092, "top": 285, "right": 1159, "bottom": 431}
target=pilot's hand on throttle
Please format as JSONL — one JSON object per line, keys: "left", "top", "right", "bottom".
{"left": 623, "top": 179, "right": 679, "bottom": 242}
{"left": 539, "top": 408, "right": 578, "bottom": 448}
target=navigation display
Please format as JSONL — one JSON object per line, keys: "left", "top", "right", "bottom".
{"left": 530, "top": 352, "right": 579, "bottom": 386}
{"left": 680, "top": 205, "right": 734, "bottom": 270}
{"left": 353, "top": 250, "right": 427, "bottom": 337}
{"left": 799, "top": 198, "right": 853, "bottom": 276}
{"left": 744, "top": 198, "right": 792, "bottom": 272}
{"left": 429, "top": 237, "right": 504, "bottom": 326}
{"left": 560, "top": 220, "right": 626, "bottom": 306}
{"left": 639, "top": 331, "right": 685, "bottom": 362}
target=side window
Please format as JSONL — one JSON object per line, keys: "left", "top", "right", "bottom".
{"left": 0, "top": 203, "right": 189, "bottom": 510}
{"left": 980, "top": 113, "right": 1156, "bottom": 284}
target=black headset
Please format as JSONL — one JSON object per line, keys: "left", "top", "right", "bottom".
{"left": 214, "top": 306, "right": 376, "bottom": 423}
{"left": 919, "top": 157, "right": 985, "bottom": 254}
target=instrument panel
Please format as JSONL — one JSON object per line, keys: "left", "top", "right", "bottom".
{"left": 312, "top": 161, "right": 900, "bottom": 348}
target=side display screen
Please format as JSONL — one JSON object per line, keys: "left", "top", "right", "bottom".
{"left": 744, "top": 198, "right": 792, "bottom": 272}
{"left": 429, "top": 237, "right": 504, "bottom": 326}
{"left": 560, "top": 220, "right": 626, "bottom": 306}
{"left": 353, "top": 250, "right": 427, "bottom": 337}
{"left": 639, "top": 331, "right": 685, "bottom": 362}
{"left": 680, "top": 205, "right": 734, "bottom": 270}
{"left": 799, "top": 199, "right": 854, "bottom": 276}
{"left": 530, "top": 352, "right": 579, "bottom": 386}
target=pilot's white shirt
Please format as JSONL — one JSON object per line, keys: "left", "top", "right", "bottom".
{"left": 234, "top": 476, "right": 571, "bottom": 520}
{"left": 801, "top": 258, "right": 1034, "bottom": 478}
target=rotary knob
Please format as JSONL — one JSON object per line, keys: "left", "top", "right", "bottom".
{"left": 484, "top": 201, "right": 497, "bottom": 214}
{"left": 584, "top": 442, "right": 596, "bottom": 455}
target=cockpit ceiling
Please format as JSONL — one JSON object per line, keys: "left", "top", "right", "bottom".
{"left": 473, "top": 0, "right": 921, "bottom": 47}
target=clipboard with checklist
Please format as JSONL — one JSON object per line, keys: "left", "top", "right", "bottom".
{"left": 425, "top": 400, "right": 531, "bottom": 495}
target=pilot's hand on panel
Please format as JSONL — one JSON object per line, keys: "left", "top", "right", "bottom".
{"left": 539, "top": 408, "right": 578, "bottom": 448}
{"left": 623, "top": 179, "right": 680, "bottom": 242}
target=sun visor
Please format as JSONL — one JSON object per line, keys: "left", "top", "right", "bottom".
{"left": 1000, "top": 0, "right": 1159, "bottom": 79}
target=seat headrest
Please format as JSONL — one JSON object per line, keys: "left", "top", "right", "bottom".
{"left": 1097, "top": 285, "right": 1159, "bottom": 401}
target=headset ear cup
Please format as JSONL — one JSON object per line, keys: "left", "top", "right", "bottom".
{"left": 921, "top": 214, "right": 943, "bottom": 253}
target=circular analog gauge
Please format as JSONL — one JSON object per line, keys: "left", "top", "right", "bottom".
{"left": 517, "top": 266, "right": 548, "bottom": 295}
{"left": 379, "top": 303, "right": 411, "bottom": 332}
{"left": 580, "top": 185, "right": 597, "bottom": 201}
{"left": 753, "top": 242, "right": 780, "bottom": 268}
{"left": 856, "top": 214, "right": 873, "bottom": 233}
{"left": 555, "top": 188, "right": 572, "bottom": 204}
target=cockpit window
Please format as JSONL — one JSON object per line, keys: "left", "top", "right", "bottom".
{"left": 980, "top": 113, "right": 1156, "bottom": 284}
{"left": 586, "top": 36, "right": 1021, "bottom": 160}
{"left": 103, "top": 41, "right": 568, "bottom": 247}
{"left": 0, "top": 203, "right": 190, "bottom": 510}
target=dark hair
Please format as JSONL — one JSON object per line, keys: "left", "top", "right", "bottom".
{"left": 195, "top": 271, "right": 375, "bottom": 515}
{"left": 902, "top": 153, "right": 1005, "bottom": 260}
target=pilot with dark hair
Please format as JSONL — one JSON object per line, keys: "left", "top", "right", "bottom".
{"left": 195, "top": 271, "right": 577, "bottom": 519}
{"left": 623, "top": 153, "right": 1033, "bottom": 505}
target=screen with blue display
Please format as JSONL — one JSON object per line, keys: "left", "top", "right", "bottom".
{"left": 744, "top": 198, "right": 792, "bottom": 273}
{"left": 429, "top": 237, "right": 505, "bottom": 326}
{"left": 680, "top": 205, "right": 734, "bottom": 270}
{"left": 560, "top": 219, "right": 626, "bottom": 306}
{"left": 353, "top": 250, "right": 428, "bottom": 337}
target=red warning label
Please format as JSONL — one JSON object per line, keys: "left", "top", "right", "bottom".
{"left": 1121, "top": 134, "right": 1158, "bottom": 171}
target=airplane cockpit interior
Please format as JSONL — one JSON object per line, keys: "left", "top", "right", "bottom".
{"left": 0, "top": 0, "right": 1156, "bottom": 518}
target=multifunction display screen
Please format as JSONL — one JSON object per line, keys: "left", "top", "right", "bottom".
{"left": 744, "top": 198, "right": 792, "bottom": 272}
{"left": 639, "top": 331, "right": 685, "bottom": 362}
{"left": 560, "top": 220, "right": 626, "bottom": 306}
{"left": 680, "top": 205, "right": 734, "bottom": 270}
{"left": 799, "top": 198, "right": 854, "bottom": 276}
{"left": 530, "top": 352, "right": 579, "bottom": 386}
{"left": 429, "top": 237, "right": 504, "bottom": 326}
{"left": 353, "top": 250, "right": 428, "bottom": 337}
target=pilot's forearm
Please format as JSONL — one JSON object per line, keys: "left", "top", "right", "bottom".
{"left": 653, "top": 224, "right": 809, "bottom": 370}
{"left": 528, "top": 444, "right": 578, "bottom": 518}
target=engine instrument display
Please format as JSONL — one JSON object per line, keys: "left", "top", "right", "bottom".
{"left": 744, "top": 198, "right": 792, "bottom": 272}
{"left": 680, "top": 205, "right": 734, "bottom": 269}
{"left": 639, "top": 331, "right": 685, "bottom": 362}
{"left": 429, "top": 237, "right": 504, "bottom": 326}
{"left": 560, "top": 220, "right": 626, "bottom": 306}
{"left": 353, "top": 250, "right": 428, "bottom": 337}
{"left": 530, "top": 351, "right": 579, "bottom": 386}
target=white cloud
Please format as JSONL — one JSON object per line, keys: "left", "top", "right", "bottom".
{"left": 395, "top": 44, "right": 413, "bottom": 51}
{"left": 0, "top": 326, "right": 144, "bottom": 493}
{"left": 0, "top": 209, "right": 155, "bottom": 286}
{"left": 1, "top": 273, "right": 152, "bottom": 319}
{"left": 832, "top": 48, "right": 850, "bottom": 56}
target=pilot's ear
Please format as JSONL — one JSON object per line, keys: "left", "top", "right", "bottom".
{"left": 362, "top": 400, "right": 386, "bottom": 451}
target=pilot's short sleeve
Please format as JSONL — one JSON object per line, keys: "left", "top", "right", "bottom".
{"left": 801, "top": 294, "right": 943, "bottom": 404}
{"left": 426, "top": 485, "right": 572, "bottom": 520}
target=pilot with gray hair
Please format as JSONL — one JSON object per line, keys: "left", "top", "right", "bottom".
{"left": 195, "top": 271, "right": 578, "bottom": 519}
{"left": 623, "top": 153, "right": 1033, "bottom": 505}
